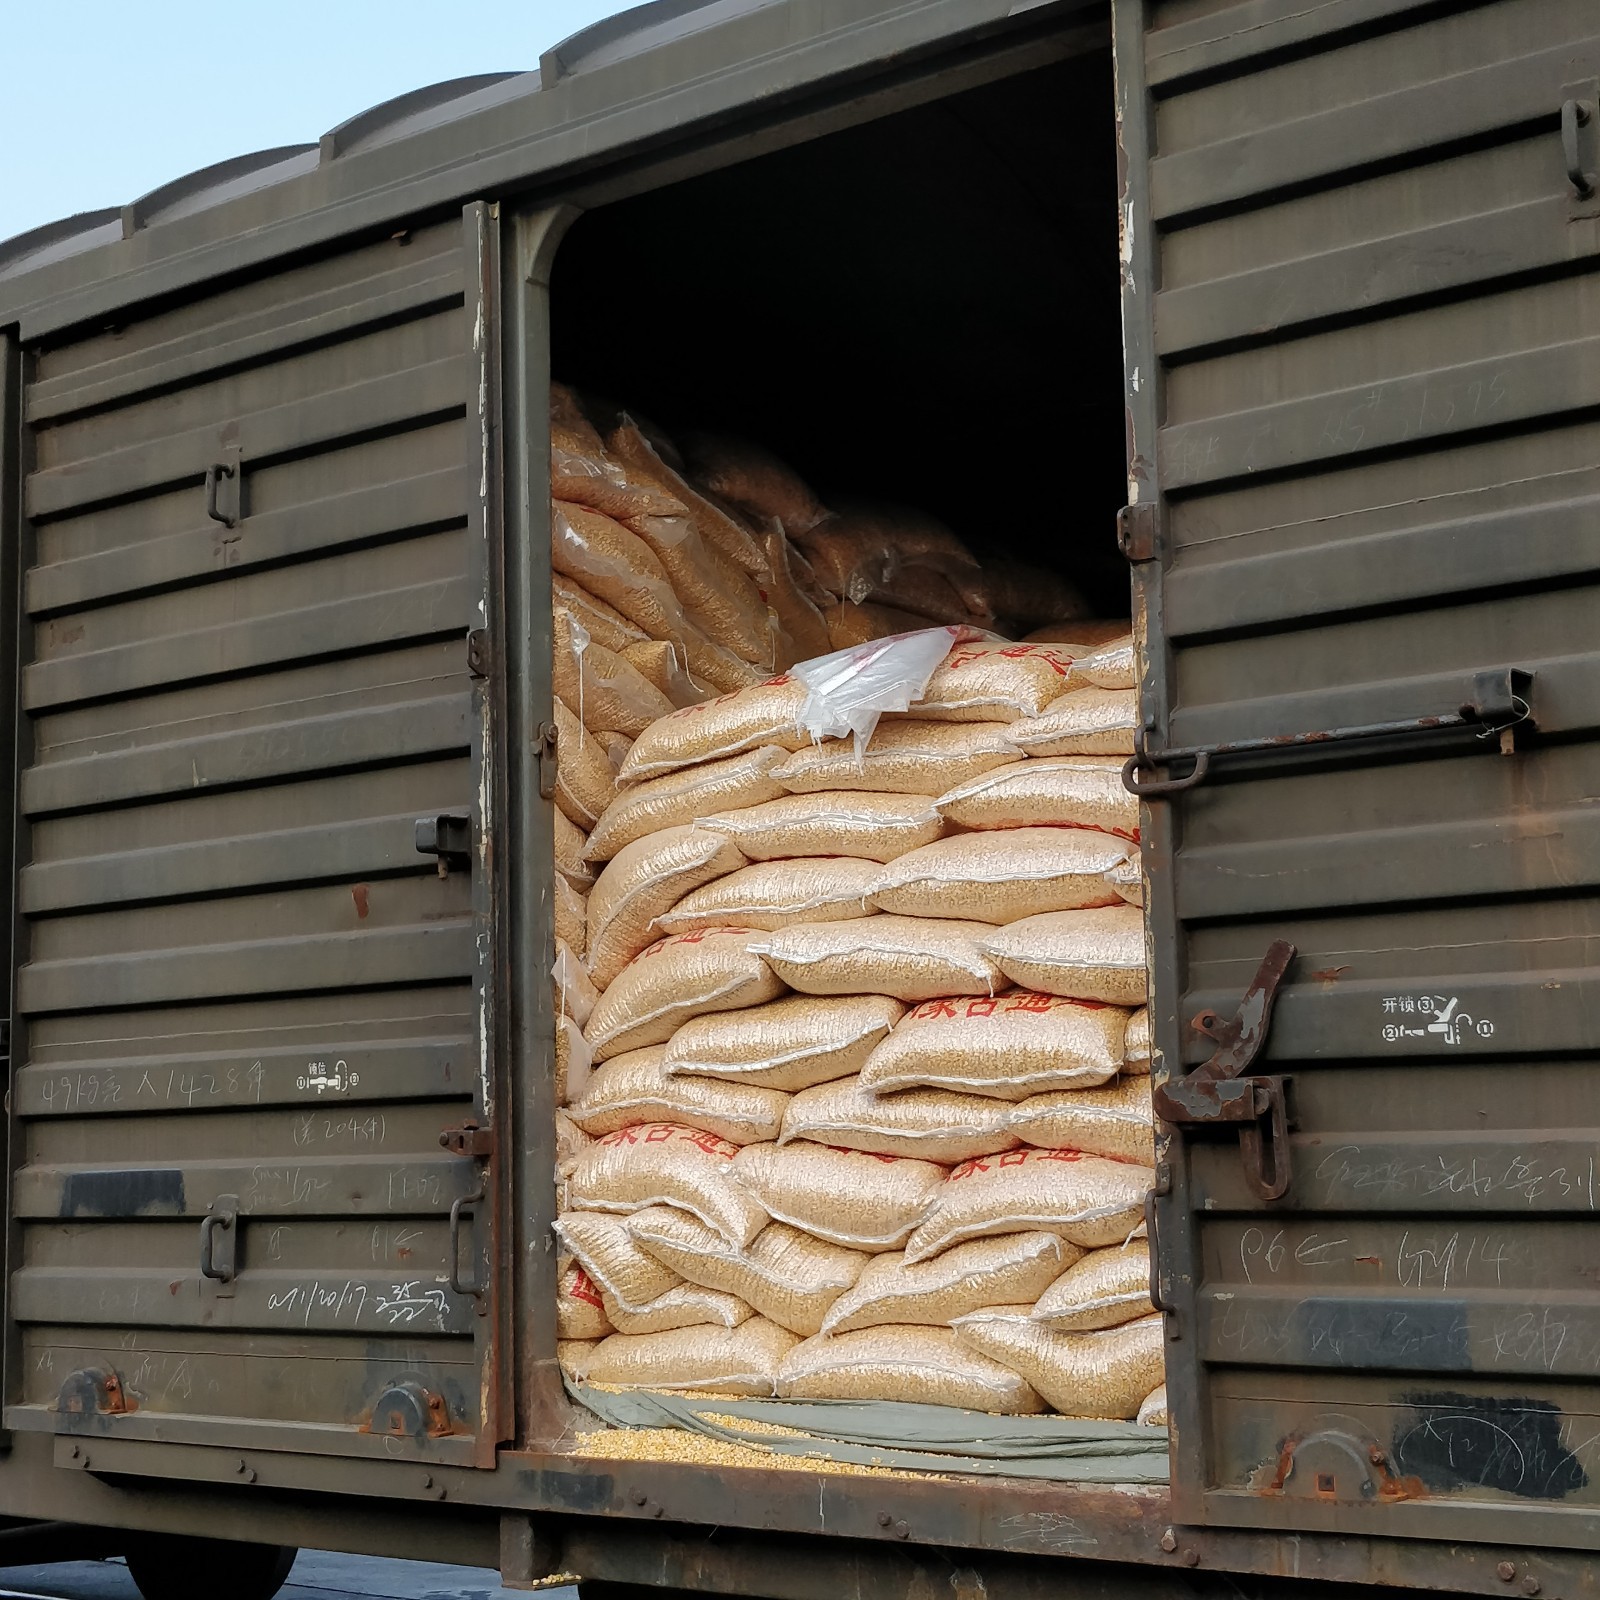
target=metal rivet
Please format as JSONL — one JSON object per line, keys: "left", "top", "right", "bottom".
{"left": 236, "top": 1459, "right": 247, "bottom": 1474}
{"left": 652, "top": 1505, "right": 664, "bottom": 1519}
{"left": 435, "top": 1487, "right": 447, "bottom": 1502}
{"left": 631, "top": 1490, "right": 648, "bottom": 1507}
{"left": 246, "top": 1469, "right": 258, "bottom": 1484}
{"left": 1368, "top": 1447, "right": 1386, "bottom": 1466}
{"left": 1498, "top": 1564, "right": 1517, "bottom": 1583}
{"left": 1160, "top": 1530, "right": 1178, "bottom": 1553}
{"left": 80, "top": 1457, "right": 90, "bottom": 1470}
{"left": 895, "top": 1522, "right": 910, "bottom": 1540}
{"left": 1180, "top": 1550, "right": 1200, "bottom": 1568}
{"left": 877, "top": 1513, "right": 892, "bottom": 1528}
{"left": 1522, "top": 1580, "right": 1540, "bottom": 1596}
{"left": 69, "top": 1446, "right": 80, "bottom": 1461}
{"left": 422, "top": 1475, "right": 433, "bottom": 1490}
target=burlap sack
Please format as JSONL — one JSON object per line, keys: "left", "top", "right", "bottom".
{"left": 585, "top": 827, "right": 748, "bottom": 990}
{"left": 868, "top": 827, "right": 1131, "bottom": 924}
{"left": 553, "top": 1207, "right": 682, "bottom": 1312}
{"left": 820, "top": 1232, "right": 1077, "bottom": 1335}
{"left": 696, "top": 790, "right": 947, "bottom": 864}
{"left": 934, "top": 757, "right": 1138, "bottom": 839}
{"left": 654, "top": 857, "right": 878, "bottom": 937}
{"left": 680, "top": 431, "right": 829, "bottom": 534}
{"left": 620, "top": 677, "right": 810, "bottom": 780}
{"left": 582, "top": 1319, "right": 798, "bottom": 1396}
{"left": 663, "top": 994, "right": 904, "bottom": 1091}
{"left": 1009, "top": 1078, "right": 1155, "bottom": 1165}
{"left": 1031, "top": 1242, "right": 1154, "bottom": 1331}
{"left": 628, "top": 1210, "right": 867, "bottom": 1337}
{"left": 566, "top": 1045, "right": 789, "bottom": 1145}
{"left": 585, "top": 747, "right": 789, "bottom": 863}
{"left": 585, "top": 927, "right": 786, "bottom": 1060}
{"left": 752, "top": 916, "right": 1002, "bottom": 1002}
{"left": 952, "top": 1310, "right": 1163, "bottom": 1420}
{"left": 551, "top": 501, "right": 689, "bottom": 646}
{"left": 771, "top": 720, "right": 1016, "bottom": 796}
{"left": 564, "top": 1123, "right": 770, "bottom": 1247}
{"left": 728, "top": 1140, "right": 945, "bottom": 1251}
{"left": 779, "top": 1073, "right": 1018, "bottom": 1164}
{"left": 1007, "top": 687, "right": 1138, "bottom": 757}
{"left": 858, "top": 992, "right": 1128, "bottom": 1101}
{"left": 904, "top": 1148, "right": 1154, "bottom": 1262}
{"left": 777, "top": 1327, "right": 1044, "bottom": 1413}
{"left": 978, "top": 906, "right": 1147, "bottom": 1005}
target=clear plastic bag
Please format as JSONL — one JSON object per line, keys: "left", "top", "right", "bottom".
{"left": 790, "top": 627, "right": 976, "bottom": 753}
{"left": 554, "top": 609, "right": 676, "bottom": 736}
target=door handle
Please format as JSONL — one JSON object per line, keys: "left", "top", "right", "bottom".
{"left": 199, "top": 1195, "right": 240, "bottom": 1290}
{"left": 204, "top": 462, "right": 239, "bottom": 528}
{"left": 1564, "top": 98, "right": 1594, "bottom": 200}
{"left": 448, "top": 1190, "right": 485, "bottom": 1302}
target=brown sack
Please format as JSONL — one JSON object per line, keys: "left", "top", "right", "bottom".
{"left": 679, "top": 431, "right": 830, "bottom": 535}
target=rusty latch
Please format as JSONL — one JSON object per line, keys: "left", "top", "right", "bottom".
{"left": 1116, "top": 502, "right": 1161, "bottom": 563}
{"left": 439, "top": 1119, "right": 495, "bottom": 1159}
{"left": 1151, "top": 940, "right": 1296, "bottom": 1201}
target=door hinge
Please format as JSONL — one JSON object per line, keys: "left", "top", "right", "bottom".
{"left": 1117, "top": 501, "right": 1162, "bottom": 563}
{"left": 467, "top": 628, "right": 492, "bottom": 680}
{"left": 439, "top": 1119, "right": 495, "bottom": 1160}
{"left": 537, "top": 720, "right": 559, "bottom": 800}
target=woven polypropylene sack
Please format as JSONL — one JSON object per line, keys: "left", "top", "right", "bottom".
{"left": 1137, "top": 1383, "right": 1169, "bottom": 1427}
{"left": 1010, "top": 1079, "right": 1155, "bottom": 1165}
{"left": 772, "top": 720, "right": 1017, "bottom": 796}
{"left": 553, "top": 940, "right": 600, "bottom": 1030}
{"left": 621, "top": 640, "right": 704, "bottom": 709}
{"left": 586, "top": 747, "right": 788, "bottom": 863}
{"left": 696, "top": 790, "right": 947, "bottom": 864}
{"left": 585, "top": 927, "right": 785, "bottom": 1061}
{"left": 1021, "top": 620, "right": 1133, "bottom": 650}
{"left": 682, "top": 622, "right": 768, "bottom": 696}
{"left": 585, "top": 828, "right": 748, "bottom": 991}
{"left": 911, "top": 643, "right": 1079, "bottom": 722}
{"left": 583, "top": 1318, "right": 798, "bottom": 1396}
{"left": 551, "top": 501, "right": 689, "bottom": 646}
{"left": 654, "top": 857, "right": 878, "bottom": 937}
{"left": 552, "top": 702, "right": 618, "bottom": 830}
{"left": 558, "top": 1260, "right": 614, "bottom": 1340}
{"left": 556, "top": 1110, "right": 594, "bottom": 1168}
{"left": 824, "top": 600, "right": 938, "bottom": 650}
{"left": 760, "top": 527, "right": 833, "bottom": 665}
{"left": 567, "top": 1045, "right": 789, "bottom": 1145}
{"left": 904, "top": 1148, "right": 1155, "bottom": 1263}
{"left": 663, "top": 994, "right": 904, "bottom": 1092}
{"left": 628, "top": 1209, "right": 867, "bottom": 1337}
{"left": 796, "top": 506, "right": 977, "bottom": 595}
{"left": 1032, "top": 1242, "right": 1154, "bottom": 1332}
{"left": 953, "top": 1310, "right": 1163, "bottom": 1419}
{"left": 554, "top": 608, "right": 675, "bottom": 736}
{"left": 603, "top": 1281, "right": 754, "bottom": 1336}
{"left": 680, "top": 431, "right": 830, "bottom": 535}
{"left": 978, "top": 906, "right": 1147, "bottom": 1005}
{"left": 821, "top": 1232, "right": 1077, "bottom": 1336}
{"left": 620, "top": 677, "right": 810, "bottom": 781}
{"left": 558, "top": 1338, "right": 601, "bottom": 1384}
{"left": 608, "top": 417, "right": 768, "bottom": 576}
{"left": 555, "top": 875, "right": 588, "bottom": 959}
{"left": 780, "top": 1073, "right": 1017, "bottom": 1163}
{"left": 629, "top": 511, "right": 773, "bottom": 663}
{"left": 859, "top": 992, "right": 1127, "bottom": 1101}
{"left": 552, "top": 575, "right": 649, "bottom": 656}
{"left": 952, "top": 560, "right": 1088, "bottom": 634}
{"left": 1076, "top": 637, "right": 1137, "bottom": 691}
{"left": 729, "top": 1140, "right": 945, "bottom": 1251}
{"left": 565, "top": 1123, "right": 770, "bottom": 1247}
{"left": 553, "top": 1208, "right": 682, "bottom": 1313}
{"left": 1124, "top": 1007, "right": 1152, "bottom": 1075}
{"left": 778, "top": 1327, "right": 1044, "bottom": 1412}
{"left": 555, "top": 1013, "right": 594, "bottom": 1106}
{"left": 935, "top": 758, "right": 1138, "bottom": 840}
{"left": 555, "top": 810, "right": 594, "bottom": 888}
{"left": 869, "top": 828, "right": 1131, "bottom": 925}
{"left": 1109, "top": 849, "right": 1144, "bottom": 907}
{"left": 752, "top": 916, "right": 1002, "bottom": 1002}
{"left": 1007, "top": 687, "right": 1138, "bottom": 758}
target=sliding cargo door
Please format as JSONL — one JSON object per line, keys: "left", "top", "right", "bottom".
{"left": 4, "top": 206, "right": 509, "bottom": 1467}
{"left": 1121, "top": 0, "right": 1600, "bottom": 1549}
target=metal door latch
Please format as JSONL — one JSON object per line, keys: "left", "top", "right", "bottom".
{"left": 199, "top": 1193, "right": 240, "bottom": 1295}
{"left": 1152, "top": 941, "right": 1296, "bottom": 1201}
{"left": 537, "top": 720, "right": 559, "bottom": 800}
{"left": 1564, "top": 96, "right": 1595, "bottom": 200}
{"left": 439, "top": 1119, "right": 495, "bottom": 1159}
{"left": 416, "top": 814, "right": 471, "bottom": 876}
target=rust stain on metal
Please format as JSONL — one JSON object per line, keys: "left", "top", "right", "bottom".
{"left": 352, "top": 883, "right": 370, "bottom": 918}
{"left": 1310, "top": 965, "right": 1350, "bottom": 984}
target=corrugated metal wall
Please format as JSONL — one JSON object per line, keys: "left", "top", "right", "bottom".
{"left": 5, "top": 214, "right": 500, "bottom": 1462}
{"left": 1141, "top": 0, "right": 1600, "bottom": 1547}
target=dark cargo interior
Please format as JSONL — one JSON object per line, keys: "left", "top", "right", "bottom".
{"left": 551, "top": 46, "right": 1127, "bottom": 615}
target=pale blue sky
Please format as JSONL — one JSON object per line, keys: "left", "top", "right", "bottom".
{"left": 1, "top": 1, "right": 632, "bottom": 245}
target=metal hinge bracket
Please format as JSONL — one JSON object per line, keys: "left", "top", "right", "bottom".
{"left": 537, "top": 720, "right": 559, "bottom": 800}
{"left": 1117, "top": 501, "right": 1162, "bottom": 563}
{"left": 439, "top": 1119, "right": 495, "bottom": 1160}
{"left": 466, "top": 628, "right": 492, "bottom": 680}
{"left": 415, "top": 813, "right": 471, "bottom": 877}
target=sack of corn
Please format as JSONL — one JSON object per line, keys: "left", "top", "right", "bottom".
{"left": 582, "top": 1319, "right": 798, "bottom": 1396}
{"left": 978, "top": 906, "right": 1147, "bottom": 1005}
{"left": 696, "top": 789, "right": 947, "bottom": 863}
{"left": 664, "top": 994, "right": 903, "bottom": 1092}
{"left": 752, "top": 916, "right": 1002, "bottom": 1002}
{"left": 728, "top": 1140, "right": 946, "bottom": 1251}
{"left": 604, "top": 1281, "right": 754, "bottom": 1336}
{"left": 654, "top": 857, "right": 878, "bottom": 937}
{"left": 1137, "top": 1383, "right": 1169, "bottom": 1427}
{"left": 1124, "top": 1007, "right": 1152, "bottom": 1074}
{"left": 1010, "top": 1078, "right": 1155, "bottom": 1164}
{"left": 910, "top": 642, "right": 1078, "bottom": 722}
{"left": 628, "top": 1210, "right": 867, "bottom": 1337}
{"left": 952, "top": 1310, "right": 1163, "bottom": 1419}
{"left": 778, "top": 1327, "right": 1045, "bottom": 1412}
{"left": 620, "top": 677, "right": 809, "bottom": 780}
{"left": 1031, "top": 1241, "right": 1154, "bottom": 1332}
{"left": 557, "top": 1260, "right": 614, "bottom": 1340}
{"left": 585, "top": 928, "right": 786, "bottom": 1060}
{"left": 1072, "top": 636, "right": 1136, "bottom": 691}
{"left": 679, "top": 431, "right": 829, "bottom": 536}
{"left": 821, "top": 1232, "right": 1077, "bottom": 1336}
{"left": 563, "top": 1123, "right": 770, "bottom": 1247}
{"left": 904, "top": 1148, "right": 1154, "bottom": 1262}
{"left": 771, "top": 720, "right": 1016, "bottom": 796}
{"left": 554, "top": 608, "right": 675, "bottom": 736}
{"left": 552, "top": 501, "right": 690, "bottom": 648}
{"left": 566, "top": 1046, "right": 790, "bottom": 1145}
{"left": 554, "top": 1207, "right": 683, "bottom": 1312}
{"left": 858, "top": 992, "right": 1127, "bottom": 1101}
{"left": 934, "top": 757, "right": 1138, "bottom": 839}
{"left": 780, "top": 1073, "right": 1017, "bottom": 1163}
{"left": 585, "top": 747, "right": 789, "bottom": 862}
{"left": 1007, "top": 687, "right": 1138, "bottom": 757}
{"left": 553, "top": 701, "right": 620, "bottom": 830}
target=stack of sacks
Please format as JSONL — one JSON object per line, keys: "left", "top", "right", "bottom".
{"left": 554, "top": 636, "right": 1164, "bottom": 1419}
